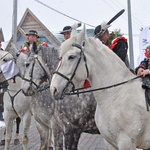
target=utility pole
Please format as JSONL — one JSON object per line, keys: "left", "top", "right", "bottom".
{"left": 127, "top": 0, "right": 134, "bottom": 69}
{"left": 12, "top": 0, "right": 17, "bottom": 45}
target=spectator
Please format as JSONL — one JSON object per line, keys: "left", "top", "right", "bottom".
{"left": 135, "top": 46, "right": 150, "bottom": 108}
{"left": 21, "top": 30, "right": 48, "bottom": 54}
{"left": 60, "top": 26, "right": 72, "bottom": 41}
{"left": 21, "top": 30, "right": 40, "bottom": 53}
{"left": 94, "top": 22, "right": 130, "bottom": 68}
{"left": 135, "top": 45, "right": 150, "bottom": 89}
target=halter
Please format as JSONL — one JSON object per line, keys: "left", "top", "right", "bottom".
{"left": 22, "top": 55, "right": 50, "bottom": 91}
{"left": 53, "top": 42, "right": 89, "bottom": 97}
{"left": 0, "top": 51, "right": 16, "bottom": 91}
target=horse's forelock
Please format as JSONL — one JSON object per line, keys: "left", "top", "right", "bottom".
{"left": 60, "top": 36, "right": 76, "bottom": 56}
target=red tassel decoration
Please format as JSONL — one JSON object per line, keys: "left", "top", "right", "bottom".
{"left": 13, "top": 78, "right": 16, "bottom": 83}
{"left": 83, "top": 79, "right": 91, "bottom": 89}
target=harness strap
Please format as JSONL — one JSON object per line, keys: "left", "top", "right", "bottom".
{"left": 7, "top": 89, "right": 22, "bottom": 116}
{"left": 53, "top": 71, "right": 75, "bottom": 90}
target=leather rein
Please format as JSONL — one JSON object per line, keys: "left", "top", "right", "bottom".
{"left": 53, "top": 42, "right": 141, "bottom": 96}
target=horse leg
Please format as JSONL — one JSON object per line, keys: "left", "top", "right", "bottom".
{"left": 64, "top": 127, "right": 81, "bottom": 150}
{"left": 47, "top": 128, "right": 54, "bottom": 150}
{"left": 52, "top": 123, "right": 63, "bottom": 150}
{"left": 104, "top": 139, "right": 117, "bottom": 150}
{"left": 14, "top": 117, "right": 21, "bottom": 145}
{"left": 0, "top": 129, "right": 6, "bottom": 145}
{"left": 35, "top": 121, "right": 50, "bottom": 150}
{"left": 4, "top": 116, "right": 14, "bottom": 150}
{"left": 117, "top": 134, "right": 136, "bottom": 150}
{"left": 22, "top": 113, "right": 31, "bottom": 150}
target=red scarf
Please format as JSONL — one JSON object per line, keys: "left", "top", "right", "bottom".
{"left": 109, "top": 37, "right": 127, "bottom": 50}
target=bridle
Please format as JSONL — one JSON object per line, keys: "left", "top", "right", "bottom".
{"left": 53, "top": 42, "right": 141, "bottom": 97}
{"left": 53, "top": 42, "right": 89, "bottom": 96}
{"left": 0, "top": 51, "right": 16, "bottom": 91}
{"left": 22, "top": 55, "right": 50, "bottom": 91}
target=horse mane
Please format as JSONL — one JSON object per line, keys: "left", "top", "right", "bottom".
{"left": 59, "top": 36, "right": 77, "bottom": 57}
{"left": 87, "top": 37, "right": 127, "bottom": 65}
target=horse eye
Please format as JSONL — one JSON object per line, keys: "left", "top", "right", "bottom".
{"left": 68, "top": 55, "right": 75, "bottom": 60}
{"left": 3, "top": 58, "right": 7, "bottom": 62}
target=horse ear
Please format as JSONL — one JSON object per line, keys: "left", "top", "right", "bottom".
{"left": 71, "top": 22, "right": 82, "bottom": 38}
{"left": 10, "top": 42, "right": 18, "bottom": 52}
{"left": 9, "top": 42, "right": 19, "bottom": 58}
{"left": 77, "top": 24, "right": 86, "bottom": 45}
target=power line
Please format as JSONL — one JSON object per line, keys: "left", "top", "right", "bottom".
{"left": 103, "top": 0, "right": 143, "bottom": 31}
{"left": 115, "top": 0, "right": 144, "bottom": 28}
{"left": 34, "top": 0, "right": 95, "bottom": 28}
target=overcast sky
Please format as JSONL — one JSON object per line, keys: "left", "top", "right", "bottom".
{"left": 0, "top": 0, "right": 150, "bottom": 67}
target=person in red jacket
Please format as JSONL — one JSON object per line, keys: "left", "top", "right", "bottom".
{"left": 135, "top": 46, "right": 150, "bottom": 89}
{"left": 21, "top": 30, "right": 48, "bottom": 53}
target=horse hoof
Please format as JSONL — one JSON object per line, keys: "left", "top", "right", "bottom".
{"left": 0, "top": 139, "right": 5, "bottom": 146}
{"left": 14, "top": 139, "right": 20, "bottom": 145}
{"left": 48, "top": 147, "right": 53, "bottom": 150}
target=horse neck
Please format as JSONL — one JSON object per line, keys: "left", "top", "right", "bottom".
{"left": 7, "top": 76, "right": 23, "bottom": 92}
{"left": 0, "top": 51, "right": 13, "bottom": 61}
{"left": 86, "top": 43, "right": 135, "bottom": 90}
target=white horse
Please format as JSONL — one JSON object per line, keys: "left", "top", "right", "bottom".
{"left": 0, "top": 49, "right": 22, "bottom": 145}
{"left": 0, "top": 44, "right": 34, "bottom": 150}
{"left": 50, "top": 25, "right": 150, "bottom": 150}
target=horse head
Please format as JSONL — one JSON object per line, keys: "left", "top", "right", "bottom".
{"left": 0, "top": 42, "right": 18, "bottom": 67}
{"left": 50, "top": 23, "right": 133, "bottom": 100}
{"left": 22, "top": 44, "right": 50, "bottom": 96}
{"left": 0, "top": 43, "right": 29, "bottom": 83}
{"left": 9, "top": 42, "right": 29, "bottom": 78}
{"left": 50, "top": 25, "right": 93, "bottom": 100}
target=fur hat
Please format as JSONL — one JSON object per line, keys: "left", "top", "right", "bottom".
{"left": 94, "top": 22, "right": 111, "bottom": 38}
{"left": 26, "top": 30, "right": 39, "bottom": 38}
{"left": 60, "top": 26, "right": 72, "bottom": 34}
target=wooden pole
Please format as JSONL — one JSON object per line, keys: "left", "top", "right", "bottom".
{"left": 12, "top": 0, "right": 17, "bottom": 45}
{"left": 127, "top": 0, "right": 134, "bottom": 69}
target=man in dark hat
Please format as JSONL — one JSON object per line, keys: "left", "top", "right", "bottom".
{"left": 60, "top": 26, "right": 72, "bottom": 41}
{"left": 94, "top": 22, "right": 130, "bottom": 68}
{"left": 21, "top": 30, "right": 40, "bottom": 53}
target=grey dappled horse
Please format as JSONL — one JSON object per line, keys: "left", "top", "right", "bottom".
{"left": 9, "top": 44, "right": 55, "bottom": 150}
{"left": 21, "top": 43, "right": 100, "bottom": 150}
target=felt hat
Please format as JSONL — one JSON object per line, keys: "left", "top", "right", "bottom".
{"left": 94, "top": 22, "right": 111, "bottom": 38}
{"left": 60, "top": 26, "right": 72, "bottom": 34}
{"left": 26, "top": 30, "right": 39, "bottom": 38}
